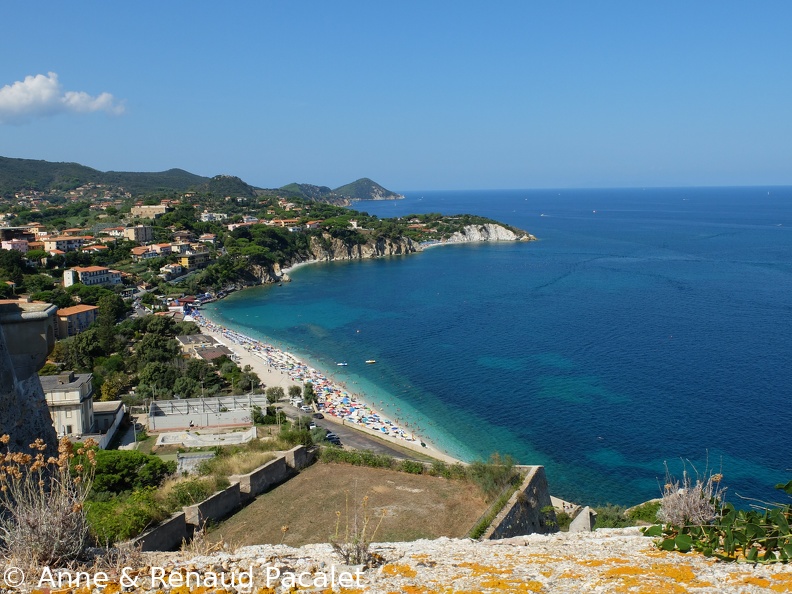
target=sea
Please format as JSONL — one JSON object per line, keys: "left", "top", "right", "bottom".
{"left": 203, "top": 187, "right": 792, "bottom": 507}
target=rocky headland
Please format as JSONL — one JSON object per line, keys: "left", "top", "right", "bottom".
{"left": 238, "top": 224, "right": 535, "bottom": 286}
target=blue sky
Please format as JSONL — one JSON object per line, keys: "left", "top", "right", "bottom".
{"left": 1, "top": 1, "right": 791, "bottom": 191}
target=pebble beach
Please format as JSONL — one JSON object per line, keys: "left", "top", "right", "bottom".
{"left": 187, "top": 309, "right": 461, "bottom": 464}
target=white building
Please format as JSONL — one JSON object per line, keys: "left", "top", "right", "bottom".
{"left": 40, "top": 372, "right": 94, "bottom": 437}
{"left": 63, "top": 266, "right": 123, "bottom": 287}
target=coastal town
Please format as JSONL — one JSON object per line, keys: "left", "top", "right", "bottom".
{"left": 0, "top": 171, "right": 561, "bottom": 570}
{"left": 0, "top": 176, "right": 458, "bottom": 446}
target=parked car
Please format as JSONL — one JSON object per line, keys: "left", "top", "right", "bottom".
{"left": 308, "top": 422, "right": 317, "bottom": 430}
{"left": 312, "top": 412, "right": 324, "bottom": 419}
{"left": 326, "top": 436, "right": 341, "bottom": 445}
{"left": 300, "top": 405, "right": 313, "bottom": 413}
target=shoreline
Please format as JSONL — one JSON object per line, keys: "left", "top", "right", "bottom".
{"left": 188, "top": 308, "right": 463, "bottom": 466}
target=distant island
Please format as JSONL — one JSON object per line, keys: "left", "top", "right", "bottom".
{"left": 0, "top": 156, "right": 400, "bottom": 205}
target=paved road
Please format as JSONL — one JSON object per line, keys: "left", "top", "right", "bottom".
{"left": 280, "top": 404, "right": 417, "bottom": 460}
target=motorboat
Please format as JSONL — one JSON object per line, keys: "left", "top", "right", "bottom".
{"left": 336, "top": 362, "right": 348, "bottom": 366}
{"left": 365, "top": 359, "right": 376, "bottom": 364}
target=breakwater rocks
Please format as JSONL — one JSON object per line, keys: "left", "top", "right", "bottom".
{"left": 128, "top": 530, "right": 788, "bottom": 593}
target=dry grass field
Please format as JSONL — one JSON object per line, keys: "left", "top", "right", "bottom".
{"left": 206, "top": 462, "right": 489, "bottom": 548}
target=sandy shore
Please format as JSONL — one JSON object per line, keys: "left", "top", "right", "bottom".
{"left": 190, "top": 310, "right": 462, "bottom": 465}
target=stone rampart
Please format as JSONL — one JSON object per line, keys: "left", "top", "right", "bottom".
{"left": 230, "top": 456, "right": 290, "bottom": 502}
{"left": 483, "top": 466, "right": 556, "bottom": 539}
{"left": 132, "top": 512, "right": 188, "bottom": 552}
{"left": 183, "top": 483, "right": 241, "bottom": 528}
{"left": 285, "top": 444, "right": 315, "bottom": 470}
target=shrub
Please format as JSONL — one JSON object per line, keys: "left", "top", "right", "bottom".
{"left": 0, "top": 436, "right": 96, "bottom": 565}
{"left": 627, "top": 501, "right": 661, "bottom": 524}
{"left": 86, "top": 487, "right": 168, "bottom": 544}
{"left": 657, "top": 461, "right": 724, "bottom": 526}
{"left": 164, "top": 477, "right": 218, "bottom": 509}
{"left": 399, "top": 460, "right": 425, "bottom": 474}
{"left": 197, "top": 451, "right": 275, "bottom": 477}
{"left": 331, "top": 489, "right": 385, "bottom": 567}
{"left": 280, "top": 427, "right": 312, "bottom": 447}
{"left": 555, "top": 511, "right": 573, "bottom": 531}
{"left": 320, "top": 448, "right": 394, "bottom": 469}
{"left": 89, "top": 449, "right": 175, "bottom": 495}
{"left": 639, "top": 462, "right": 792, "bottom": 562}
{"left": 592, "top": 504, "right": 634, "bottom": 529}
{"left": 467, "top": 453, "right": 520, "bottom": 502}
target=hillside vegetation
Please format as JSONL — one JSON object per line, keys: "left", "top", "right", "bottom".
{"left": 0, "top": 156, "right": 209, "bottom": 197}
{"left": 1, "top": 155, "right": 401, "bottom": 203}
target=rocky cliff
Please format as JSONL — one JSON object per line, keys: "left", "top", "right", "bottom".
{"left": 305, "top": 235, "right": 419, "bottom": 261}
{"left": 239, "top": 224, "right": 532, "bottom": 286}
{"left": 445, "top": 223, "right": 536, "bottom": 243}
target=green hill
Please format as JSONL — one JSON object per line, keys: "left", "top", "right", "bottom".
{"left": 0, "top": 155, "right": 402, "bottom": 203}
{"left": 279, "top": 178, "right": 403, "bottom": 204}
{"left": 0, "top": 156, "right": 210, "bottom": 198}
{"left": 201, "top": 174, "right": 259, "bottom": 198}
{"left": 333, "top": 178, "right": 403, "bottom": 201}
{"left": 279, "top": 183, "right": 337, "bottom": 202}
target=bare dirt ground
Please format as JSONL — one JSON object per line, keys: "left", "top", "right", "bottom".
{"left": 206, "top": 462, "right": 489, "bottom": 548}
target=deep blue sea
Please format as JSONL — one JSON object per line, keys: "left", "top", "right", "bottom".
{"left": 204, "top": 187, "right": 792, "bottom": 506}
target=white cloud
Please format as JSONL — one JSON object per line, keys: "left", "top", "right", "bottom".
{"left": 0, "top": 72, "right": 125, "bottom": 124}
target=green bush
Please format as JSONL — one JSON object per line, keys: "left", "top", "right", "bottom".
{"left": 319, "top": 448, "right": 394, "bottom": 469}
{"left": 592, "top": 504, "right": 634, "bottom": 529}
{"left": 467, "top": 453, "right": 520, "bottom": 502}
{"left": 399, "top": 460, "right": 425, "bottom": 474}
{"left": 86, "top": 488, "right": 168, "bottom": 544}
{"left": 165, "top": 478, "right": 218, "bottom": 509}
{"left": 627, "top": 501, "right": 661, "bottom": 524}
{"left": 555, "top": 511, "right": 573, "bottom": 531}
{"left": 89, "top": 450, "right": 175, "bottom": 495}
{"left": 280, "top": 427, "right": 312, "bottom": 447}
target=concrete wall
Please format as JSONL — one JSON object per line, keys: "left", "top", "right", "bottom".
{"left": 285, "top": 445, "right": 316, "bottom": 470}
{"left": 132, "top": 512, "right": 188, "bottom": 552}
{"left": 484, "top": 466, "right": 557, "bottom": 539}
{"left": 149, "top": 410, "right": 252, "bottom": 430}
{"left": 231, "top": 456, "right": 290, "bottom": 502}
{"left": 183, "top": 483, "right": 241, "bottom": 528}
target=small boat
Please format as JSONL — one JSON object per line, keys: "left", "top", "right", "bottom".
{"left": 365, "top": 359, "right": 376, "bottom": 364}
{"left": 336, "top": 362, "right": 348, "bottom": 366}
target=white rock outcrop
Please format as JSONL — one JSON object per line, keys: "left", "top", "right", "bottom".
{"left": 445, "top": 223, "right": 535, "bottom": 243}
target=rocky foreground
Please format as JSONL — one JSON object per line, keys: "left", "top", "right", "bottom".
{"left": 88, "top": 529, "right": 792, "bottom": 593}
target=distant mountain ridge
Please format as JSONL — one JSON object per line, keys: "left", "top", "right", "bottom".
{"left": 279, "top": 178, "right": 403, "bottom": 205}
{"left": 0, "top": 155, "right": 401, "bottom": 203}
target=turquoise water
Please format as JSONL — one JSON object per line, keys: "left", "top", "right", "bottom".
{"left": 205, "top": 187, "right": 792, "bottom": 506}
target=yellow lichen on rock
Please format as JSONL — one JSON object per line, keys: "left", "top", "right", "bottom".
{"left": 382, "top": 564, "right": 418, "bottom": 579}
